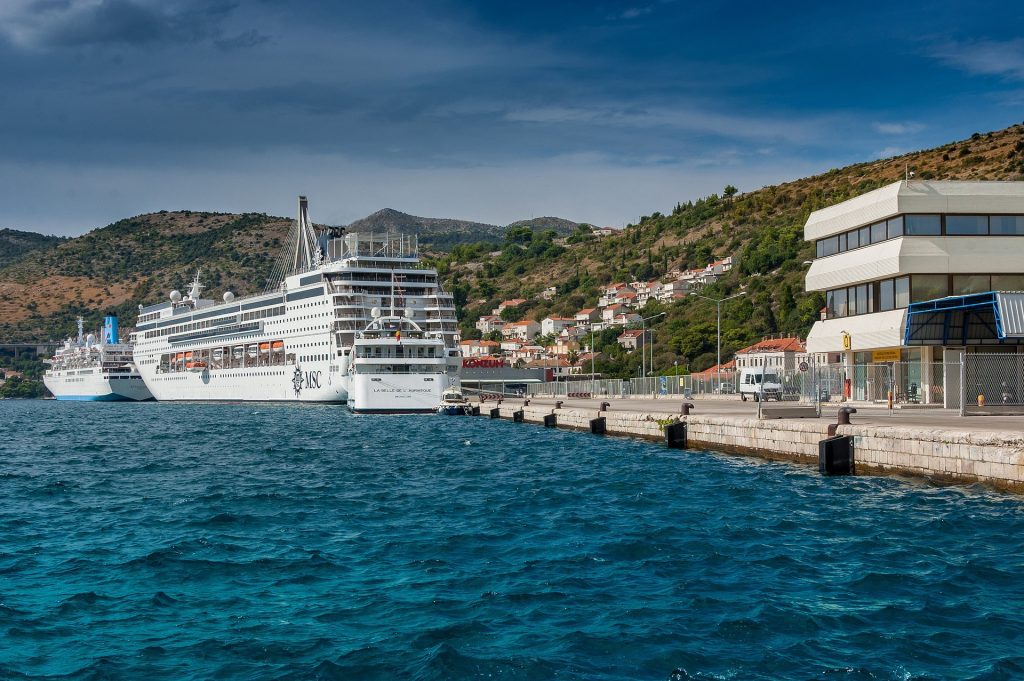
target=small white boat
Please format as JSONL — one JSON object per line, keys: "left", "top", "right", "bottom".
{"left": 437, "top": 387, "right": 472, "bottom": 415}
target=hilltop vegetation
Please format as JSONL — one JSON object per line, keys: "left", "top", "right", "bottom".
{"left": 345, "top": 209, "right": 578, "bottom": 251}
{"left": 0, "top": 228, "right": 65, "bottom": 268}
{"left": 439, "top": 123, "right": 1024, "bottom": 378}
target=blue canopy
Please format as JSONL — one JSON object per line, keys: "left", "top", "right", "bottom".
{"left": 904, "top": 291, "right": 1024, "bottom": 346}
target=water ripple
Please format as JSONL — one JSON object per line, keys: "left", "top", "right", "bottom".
{"left": 2, "top": 401, "right": 1024, "bottom": 679}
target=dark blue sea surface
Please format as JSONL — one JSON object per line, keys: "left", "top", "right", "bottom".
{"left": 2, "top": 401, "right": 1024, "bottom": 680}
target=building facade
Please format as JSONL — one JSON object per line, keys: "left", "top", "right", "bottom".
{"left": 804, "top": 180, "right": 1024, "bottom": 404}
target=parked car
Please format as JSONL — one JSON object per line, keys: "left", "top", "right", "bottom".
{"left": 739, "top": 368, "right": 782, "bottom": 401}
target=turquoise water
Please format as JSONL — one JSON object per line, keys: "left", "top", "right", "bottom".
{"left": 2, "top": 401, "right": 1024, "bottom": 680}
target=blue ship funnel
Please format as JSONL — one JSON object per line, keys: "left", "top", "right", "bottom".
{"left": 103, "top": 316, "right": 119, "bottom": 344}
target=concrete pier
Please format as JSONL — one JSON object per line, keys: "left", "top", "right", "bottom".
{"left": 475, "top": 397, "right": 1024, "bottom": 493}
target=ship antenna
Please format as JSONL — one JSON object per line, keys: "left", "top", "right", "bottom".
{"left": 77, "top": 316, "right": 84, "bottom": 344}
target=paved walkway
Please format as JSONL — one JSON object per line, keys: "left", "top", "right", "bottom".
{"left": 483, "top": 395, "right": 1024, "bottom": 434}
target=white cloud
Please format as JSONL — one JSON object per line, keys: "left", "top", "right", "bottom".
{"left": 872, "top": 121, "right": 925, "bottom": 135}
{"left": 931, "top": 38, "right": 1024, "bottom": 81}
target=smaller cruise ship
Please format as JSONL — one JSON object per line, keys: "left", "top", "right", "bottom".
{"left": 43, "top": 316, "right": 152, "bottom": 401}
{"left": 347, "top": 309, "right": 457, "bottom": 413}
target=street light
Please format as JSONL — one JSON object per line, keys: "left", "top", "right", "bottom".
{"left": 640, "top": 311, "right": 666, "bottom": 389}
{"left": 689, "top": 291, "right": 746, "bottom": 392}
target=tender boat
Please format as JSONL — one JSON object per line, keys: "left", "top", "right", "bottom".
{"left": 437, "top": 387, "right": 472, "bottom": 415}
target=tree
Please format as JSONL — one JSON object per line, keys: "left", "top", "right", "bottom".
{"left": 723, "top": 185, "right": 738, "bottom": 203}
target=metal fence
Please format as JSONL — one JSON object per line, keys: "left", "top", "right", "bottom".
{"left": 961, "top": 353, "right": 1024, "bottom": 415}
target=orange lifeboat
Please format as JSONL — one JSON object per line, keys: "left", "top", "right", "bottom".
{"left": 259, "top": 342, "right": 271, "bottom": 352}
{"left": 271, "top": 341, "right": 284, "bottom": 349}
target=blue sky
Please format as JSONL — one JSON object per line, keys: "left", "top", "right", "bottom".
{"left": 1, "top": 0, "right": 1023, "bottom": 235}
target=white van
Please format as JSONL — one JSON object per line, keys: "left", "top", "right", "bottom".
{"left": 739, "top": 367, "right": 782, "bottom": 401}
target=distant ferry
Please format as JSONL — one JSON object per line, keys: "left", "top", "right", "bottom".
{"left": 131, "top": 196, "right": 461, "bottom": 404}
{"left": 43, "top": 316, "right": 153, "bottom": 401}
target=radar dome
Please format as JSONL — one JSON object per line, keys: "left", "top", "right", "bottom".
{"left": 170, "top": 290, "right": 182, "bottom": 302}
{"left": 371, "top": 306, "right": 381, "bottom": 318}
{"left": 86, "top": 333, "right": 96, "bottom": 345}
{"left": 223, "top": 291, "right": 235, "bottom": 303}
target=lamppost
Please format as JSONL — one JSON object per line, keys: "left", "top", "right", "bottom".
{"left": 689, "top": 291, "right": 746, "bottom": 392}
{"left": 641, "top": 311, "right": 666, "bottom": 391}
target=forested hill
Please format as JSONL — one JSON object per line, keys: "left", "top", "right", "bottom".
{"left": 345, "top": 209, "right": 578, "bottom": 250}
{"left": 438, "top": 123, "right": 1024, "bottom": 377}
{"left": 0, "top": 229, "right": 65, "bottom": 269}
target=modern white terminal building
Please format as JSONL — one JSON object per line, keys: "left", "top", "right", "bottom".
{"left": 804, "top": 180, "right": 1024, "bottom": 405}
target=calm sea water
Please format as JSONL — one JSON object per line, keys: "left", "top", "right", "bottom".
{"left": 2, "top": 401, "right": 1024, "bottom": 680}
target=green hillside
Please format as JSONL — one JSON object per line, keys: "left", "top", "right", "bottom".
{"left": 0, "top": 228, "right": 65, "bottom": 268}
{"left": 439, "top": 123, "right": 1024, "bottom": 378}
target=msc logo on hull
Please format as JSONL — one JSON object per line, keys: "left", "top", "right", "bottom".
{"left": 292, "top": 368, "right": 323, "bottom": 396}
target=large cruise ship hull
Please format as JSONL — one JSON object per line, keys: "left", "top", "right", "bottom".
{"left": 139, "top": 362, "right": 347, "bottom": 402}
{"left": 44, "top": 372, "right": 153, "bottom": 401}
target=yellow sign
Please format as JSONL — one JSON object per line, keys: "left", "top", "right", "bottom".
{"left": 841, "top": 332, "right": 851, "bottom": 351}
{"left": 872, "top": 348, "right": 901, "bottom": 362}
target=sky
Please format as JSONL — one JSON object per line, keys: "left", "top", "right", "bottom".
{"left": 1, "top": 0, "right": 1023, "bottom": 236}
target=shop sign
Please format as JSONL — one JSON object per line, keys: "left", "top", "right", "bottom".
{"left": 871, "top": 348, "right": 901, "bottom": 363}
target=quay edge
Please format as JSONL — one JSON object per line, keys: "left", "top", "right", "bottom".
{"left": 476, "top": 403, "right": 1024, "bottom": 493}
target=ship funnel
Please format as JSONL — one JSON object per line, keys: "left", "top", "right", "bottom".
{"left": 103, "top": 316, "right": 119, "bottom": 345}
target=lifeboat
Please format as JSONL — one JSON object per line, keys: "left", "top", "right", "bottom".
{"left": 185, "top": 361, "right": 208, "bottom": 373}
{"left": 271, "top": 341, "right": 284, "bottom": 349}
{"left": 259, "top": 342, "right": 271, "bottom": 352}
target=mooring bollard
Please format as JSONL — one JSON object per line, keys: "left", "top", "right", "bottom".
{"left": 664, "top": 421, "right": 688, "bottom": 449}
{"left": 600, "top": 401, "right": 610, "bottom": 412}
{"left": 828, "top": 406, "right": 857, "bottom": 437}
{"left": 524, "top": 399, "right": 530, "bottom": 407}
{"left": 555, "top": 400, "right": 563, "bottom": 409}
{"left": 680, "top": 402, "right": 695, "bottom": 416}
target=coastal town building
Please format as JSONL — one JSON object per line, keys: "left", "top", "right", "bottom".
{"left": 502, "top": 320, "right": 541, "bottom": 342}
{"left": 459, "top": 339, "right": 501, "bottom": 357}
{"left": 492, "top": 298, "right": 527, "bottom": 315}
{"left": 541, "top": 316, "right": 575, "bottom": 336}
{"left": 804, "top": 179, "right": 1024, "bottom": 404}
{"left": 574, "top": 308, "right": 601, "bottom": 326}
{"left": 732, "top": 336, "right": 832, "bottom": 372}
{"left": 617, "top": 329, "right": 645, "bottom": 350}
{"left": 540, "top": 286, "right": 558, "bottom": 300}
{"left": 475, "top": 314, "right": 504, "bottom": 335}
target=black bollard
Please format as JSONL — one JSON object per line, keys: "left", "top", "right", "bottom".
{"left": 680, "top": 402, "right": 695, "bottom": 416}
{"left": 513, "top": 410, "right": 524, "bottom": 423}
{"left": 555, "top": 400, "right": 563, "bottom": 409}
{"left": 524, "top": 399, "right": 530, "bottom": 407}
{"left": 600, "top": 401, "right": 610, "bottom": 412}
{"left": 828, "top": 406, "right": 857, "bottom": 437}
{"left": 590, "top": 417, "right": 606, "bottom": 435}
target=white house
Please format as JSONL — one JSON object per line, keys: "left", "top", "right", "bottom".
{"left": 501, "top": 320, "right": 541, "bottom": 341}
{"left": 475, "top": 314, "right": 504, "bottom": 335}
{"left": 575, "top": 308, "right": 601, "bottom": 326}
{"left": 541, "top": 316, "right": 575, "bottom": 336}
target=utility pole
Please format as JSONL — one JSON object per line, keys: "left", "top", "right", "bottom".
{"left": 689, "top": 291, "right": 746, "bottom": 392}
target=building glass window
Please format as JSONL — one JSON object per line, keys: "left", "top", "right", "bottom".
{"left": 833, "top": 287, "right": 848, "bottom": 317}
{"left": 990, "top": 216, "right": 1024, "bottom": 235}
{"left": 952, "top": 275, "right": 991, "bottom": 295}
{"left": 822, "top": 236, "right": 838, "bottom": 256}
{"left": 912, "top": 274, "right": 949, "bottom": 302}
{"left": 894, "top": 276, "right": 910, "bottom": 308}
{"left": 879, "top": 279, "right": 895, "bottom": 311}
{"left": 870, "top": 221, "right": 887, "bottom": 244}
{"left": 859, "top": 226, "right": 871, "bottom": 248}
{"left": 887, "top": 216, "right": 904, "bottom": 239}
{"left": 857, "top": 284, "right": 871, "bottom": 315}
{"left": 816, "top": 240, "right": 825, "bottom": 258}
{"left": 946, "top": 215, "right": 989, "bottom": 235}
{"left": 847, "top": 229, "right": 859, "bottom": 249}
{"left": 825, "top": 290, "right": 835, "bottom": 317}
{"left": 905, "top": 214, "right": 941, "bottom": 235}
{"left": 992, "top": 274, "right": 1024, "bottom": 291}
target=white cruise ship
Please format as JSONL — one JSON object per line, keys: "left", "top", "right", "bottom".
{"left": 348, "top": 311, "right": 451, "bottom": 413}
{"left": 43, "top": 316, "right": 153, "bottom": 401}
{"left": 132, "top": 196, "right": 460, "bottom": 403}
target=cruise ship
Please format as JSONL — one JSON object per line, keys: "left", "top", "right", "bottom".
{"left": 43, "top": 316, "right": 153, "bottom": 401}
{"left": 132, "top": 196, "right": 461, "bottom": 403}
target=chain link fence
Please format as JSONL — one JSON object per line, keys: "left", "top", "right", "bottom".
{"left": 961, "top": 353, "right": 1024, "bottom": 415}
